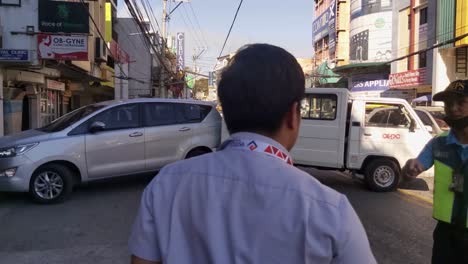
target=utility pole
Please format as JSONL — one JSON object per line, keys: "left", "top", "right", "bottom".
{"left": 160, "top": 0, "right": 168, "bottom": 98}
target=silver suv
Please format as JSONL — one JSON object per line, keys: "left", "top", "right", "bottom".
{"left": 0, "top": 99, "right": 221, "bottom": 203}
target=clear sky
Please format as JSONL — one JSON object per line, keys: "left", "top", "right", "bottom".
{"left": 118, "top": 0, "right": 314, "bottom": 74}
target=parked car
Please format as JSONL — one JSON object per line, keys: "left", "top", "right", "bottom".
{"left": 414, "top": 106, "right": 449, "bottom": 136}
{"left": 0, "top": 99, "right": 222, "bottom": 204}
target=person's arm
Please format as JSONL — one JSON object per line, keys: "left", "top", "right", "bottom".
{"left": 332, "top": 196, "right": 377, "bottom": 264}
{"left": 416, "top": 138, "right": 435, "bottom": 170}
{"left": 131, "top": 255, "right": 161, "bottom": 264}
{"left": 402, "top": 138, "right": 434, "bottom": 178}
{"left": 128, "top": 182, "right": 162, "bottom": 263}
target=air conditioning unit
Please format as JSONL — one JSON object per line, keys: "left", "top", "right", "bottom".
{"left": 95, "top": 37, "right": 107, "bottom": 63}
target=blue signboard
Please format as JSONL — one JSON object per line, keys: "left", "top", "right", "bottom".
{"left": 351, "top": 74, "right": 389, "bottom": 92}
{"left": 0, "top": 49, "right": 29, "bottom": 62}
{"left": 328, "top": 0, "right": 337, "bottom": 55}
{"left": 313, "top": 10, "right": 330, "bottom": 43}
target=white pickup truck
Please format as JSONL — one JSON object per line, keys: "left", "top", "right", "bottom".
{"left": 291, "top": 88, "right": 433, "bottom": 192}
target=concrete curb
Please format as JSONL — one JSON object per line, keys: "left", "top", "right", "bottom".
{"left": 398, "top": 189, "right": 433, "bottom": 204}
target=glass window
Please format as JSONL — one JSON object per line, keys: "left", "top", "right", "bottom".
{"left": 365, "top": 103, "right": 412, "bottom": 128}
{"left": 92, "top": 104, "right": 140, "bottom": 130}
{"left": 419, "top": 52, "right": 427, "bottom": 68}
{"left": 415, "top": 110, "right": 432, "bottom": 126}
{"left": 419, "top": 7, "right": 428, "bottom": 25}
{"left": 181, "top": 104, "right": 212, "bottom": 123}
{"left": 183, "top": 104, "right": 202, "bottom": 122}
{"left": 144, "top": 103, "right": 181, "bottom": 127}
{"left": 40, "top": 88, "right": 62, "bottom": 127}
{"left": 408, "top": 14, "right": 411, "bottom": 30}
{"left": 144, "top": 103, "right": 212, "bottom": 126}
{"left": 301, "top": 94, "right": 337, "bottom": 120}
{"left": 40, "top": 104, "right": 105, "bottom": 133}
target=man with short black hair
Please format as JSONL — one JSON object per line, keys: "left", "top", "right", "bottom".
{"left": 129, "top": 44, "right": 376, "bottom": 264}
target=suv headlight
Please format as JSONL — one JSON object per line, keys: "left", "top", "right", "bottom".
{"left": 0, "top": 143, "right": 38, "bottom": 158}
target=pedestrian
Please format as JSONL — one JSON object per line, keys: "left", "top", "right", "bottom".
{"left": 402, "top": 80, "right": 468, "bottom": 264}
{"left": 128, "top": 43, "right": 376, "bottom": 264}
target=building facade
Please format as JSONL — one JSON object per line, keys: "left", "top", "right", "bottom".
{"left": 115, "top": 18, "right": 154, "bottom": 98}
{"left": 313, "top": 0, "right": 350, "bottom": 88}
{"left": 331, "top": 0, "right": 394, "bottom": 98}
{"left": 389, "top": 0, "right": 437, "bottom": 103}
{"left": 432, "top": 0, "right": 468, "bottom": 105}
{"left": 0, "top": 0, "right": 125, "bottom": 136}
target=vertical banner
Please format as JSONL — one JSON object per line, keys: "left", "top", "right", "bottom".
{"left": 208, "top": 71, "right": 215, "bottom": 86}
{"left": 328, "top": 0, "right": 337, "bottom": 56}
{"left": 105, "top": 2, "right": 112, "bottom": 42}
{"left": 176, "top": 32, "right": 185, "bottom": 72}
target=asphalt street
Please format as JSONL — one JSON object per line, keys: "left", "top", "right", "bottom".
{"left": 0, "top": 168, "right": 435, "bottom": 264}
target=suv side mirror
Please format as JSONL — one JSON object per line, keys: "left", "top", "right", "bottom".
{"left": 89, "top": 121, "right": 106, "bottom": 133}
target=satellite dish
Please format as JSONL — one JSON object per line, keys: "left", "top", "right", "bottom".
{"left": 327, "top": 60, "right": 336, "bottom": 69}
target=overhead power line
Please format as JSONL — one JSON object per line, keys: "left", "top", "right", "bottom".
{"left": 79, "top": 0, "right": 130, "bottom": 80}
{"left": 387, "top": 32, "right": 468, "bottom": 64}
{"left": 217, "top": 0, "right": 244, "bottom": 60}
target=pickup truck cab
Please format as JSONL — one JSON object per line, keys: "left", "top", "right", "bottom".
{"left": 291, "top": 88, "right": 433, "bottom": 192}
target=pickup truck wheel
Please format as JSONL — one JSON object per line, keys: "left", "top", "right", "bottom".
{"left": 365, "top": 159, "right": 400, "bottom": 192}
{"left": 29, "top": 164, "right": 74, "bottom": 204}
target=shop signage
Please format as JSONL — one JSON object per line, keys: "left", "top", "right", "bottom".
{"left": 313, "top": 9, "right": 330, "bottom": 43}
{"left": 69, "top": 82, "right": 84, "bottom": 91}
{"left": 351, "top": 74, "right": 389, "bottom": 92}
{"left": 46, "top": 80, "right": 66, "bottom": 91}
{"left": 38, "top": 34, "right": 88, "bottom": 61}
{"left": 328, "top": 0, "right": 337, "bottom": 55}
{"left": 39, "top": 1, "right": 89, "bottom": 33}
{"left": 176, "top": 32, "right": 185, "bottom": 72}
{"left": 0, "top": 49, "right": 29, "bottom": 62}
{"left": 389, "top": 68, "right": 427, "bottom": 89}
{"left": 110, "top": 40, "right": 129, "bottom": 64}
{"left": 352, "top": 79, "right": 389, "bottom": 92}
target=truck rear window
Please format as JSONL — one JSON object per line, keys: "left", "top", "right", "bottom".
{"left": 301, "top": 94, "right": 337, "bottom": 120}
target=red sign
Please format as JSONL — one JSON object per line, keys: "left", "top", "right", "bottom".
{"left": 38, "top": 34, "right": 88, "bottom": 61}
{"left": 383, "top": 134, "right": 401, "bottom": 140}
{"left": 110, "top": 40, "right": 129, "bottom": 64}
{"left": 389, "top": 68, "right": 427, "bottom": 89}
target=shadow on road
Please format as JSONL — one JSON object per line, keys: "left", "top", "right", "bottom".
{"left": 0, "top": 173, "right": 156, "bottom": 204}
{"left": 399, "top": 178, "right": 430, "bottom": 191}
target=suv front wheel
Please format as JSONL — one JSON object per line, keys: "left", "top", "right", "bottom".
{"left": 29, "top": 164, "right": 74, "bottom": 204}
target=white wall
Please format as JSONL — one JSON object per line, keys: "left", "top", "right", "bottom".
{"left": 432, "top": 48, "right": 456, "bottom": 106}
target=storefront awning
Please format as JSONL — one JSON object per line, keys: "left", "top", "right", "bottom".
{"left": 333, "top": 62, "right": 387, "bottom": 73}
{"left": 316, "top": 62, "right": 342, "bottom": 85}
{"left": 48, "top": 62, "right": 106, "bottom": 83}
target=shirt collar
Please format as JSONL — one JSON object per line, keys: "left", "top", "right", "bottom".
{"left": 446, "top": 130, "right": 468, "bottom": 148}
{"left": 228, "top": 132, "right": 290, "bottom": 155}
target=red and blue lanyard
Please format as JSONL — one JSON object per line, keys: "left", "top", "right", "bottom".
{"left": 225, "top": 139, "right": 293, "bottom": 165}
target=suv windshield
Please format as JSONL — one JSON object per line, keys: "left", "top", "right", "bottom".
{"left": 38, "top": 105, "right": 106, "bottom": 133}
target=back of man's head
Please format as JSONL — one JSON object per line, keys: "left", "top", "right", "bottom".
{"left": 218, "top": 44, "right": 305, "bottom": 135}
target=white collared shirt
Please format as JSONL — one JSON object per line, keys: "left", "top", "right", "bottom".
{"left": 129, "top": 132, "right": 376, "bottom": 263}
